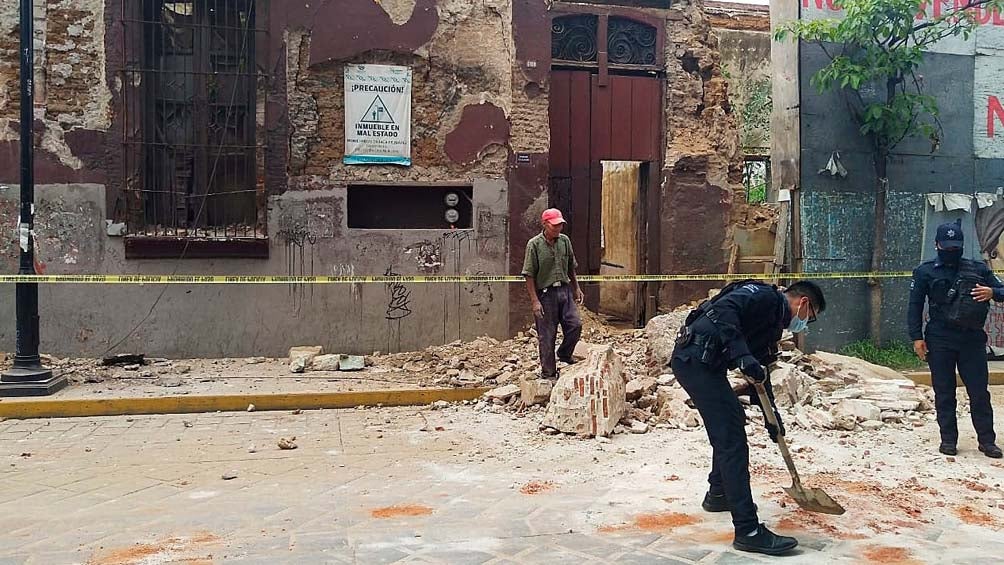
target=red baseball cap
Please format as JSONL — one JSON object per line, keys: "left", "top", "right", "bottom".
{"left": 541, "top": 208, "right": 566, "bottom": 225}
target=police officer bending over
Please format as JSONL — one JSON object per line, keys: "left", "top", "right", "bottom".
{"left": 671, "top": 279, "right": 825, "bottom": 556}
{"left": 909, "top": 220, "right": 1003, "bottom": 459}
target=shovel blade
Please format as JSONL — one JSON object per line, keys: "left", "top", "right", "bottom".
{"left": 783, "top": 485, "right": 846, "bottom": 515}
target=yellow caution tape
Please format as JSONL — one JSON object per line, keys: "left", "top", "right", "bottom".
{"left": 0, "top": 272, "right": 917, "bottom": 284}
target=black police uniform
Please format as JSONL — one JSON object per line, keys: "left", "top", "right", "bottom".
{"left": 670, "top": 282, "right": 791, "bottom": 536}
{"left": 908, "top": 257, "right": 1002, "bottom": 449}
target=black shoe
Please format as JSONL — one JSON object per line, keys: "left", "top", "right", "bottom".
{"left": 939, "top": 443, "right": 958, "bottom": 456}
{"left": 558, "top": 356, "right": 578, "bottom": 365}
{"left": 701, "top": 492, "right": 730, "bottom": 513}
{"left": 733, "top": 524, "right": 798, "bottom": 556}
{"left": 980, "top": 444, "right": 1003, "bottom": 458}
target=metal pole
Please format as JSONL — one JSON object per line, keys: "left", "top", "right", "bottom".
{"left": 1, "top": 0, "right": 66, "bottom": 396}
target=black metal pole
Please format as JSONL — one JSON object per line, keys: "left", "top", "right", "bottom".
{"left": 1, "top": 0, "right": 65, "bottom": 396}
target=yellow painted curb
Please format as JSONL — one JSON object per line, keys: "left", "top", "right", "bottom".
{"left": 904, "top": 373, "right": 1004, "bottom": 387}
{"left": 0, "top": 387, "right": 490, "bottom": 420}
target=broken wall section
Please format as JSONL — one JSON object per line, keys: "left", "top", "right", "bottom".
{"left": 0, "top": 0, "right": 111, "bottom": 176}
{"left": 660, "top": 2, "right": 749, "bottom": 307}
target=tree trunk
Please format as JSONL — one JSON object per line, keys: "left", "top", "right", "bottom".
{"left": 869, "top": 152, "right": 889, "bottom": 346}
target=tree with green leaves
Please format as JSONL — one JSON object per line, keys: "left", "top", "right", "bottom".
{"left": 777, "top": 0, "right": 1004, "bottom": 345}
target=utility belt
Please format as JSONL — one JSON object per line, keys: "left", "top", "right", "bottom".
{"left": 674, "top": 324, "right": 723, "bottom": 364}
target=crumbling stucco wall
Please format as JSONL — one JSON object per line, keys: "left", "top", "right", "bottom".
{"left": 0, "top": 0, "right": 752, "bottom": 357}
{"left": 0, "top": 0, "right": 518, "bottom": 357}
{"left": 286, "top": 0, "right": 515, "bottom": 182}
{"left": 0, "top": 0, "right": 110, "bottom": 169}
{"left": 717, "top": 31, "right": 771, "bottom": 154}
{"left": 660, "top": 2, "right": 746, "bottom": 307}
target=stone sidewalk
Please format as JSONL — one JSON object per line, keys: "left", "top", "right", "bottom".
{"left": 1, "top": 405, "right": 1004, "bottom": 564}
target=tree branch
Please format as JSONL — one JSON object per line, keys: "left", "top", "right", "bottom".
{"left": 892, "top": 0, "right": 996, "bottom": 49}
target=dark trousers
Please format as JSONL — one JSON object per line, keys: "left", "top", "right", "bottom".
{"left": 534, "top": 285, "right": 582, "bottom": 379}
{"left": 926, "top": 323, "right": 997, "bottom": 446}
{"left": 671, "top": 346, "right": 759, "bottom": 535}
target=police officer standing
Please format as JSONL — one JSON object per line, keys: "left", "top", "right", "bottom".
{"left": 671, "top": 280, "right": 826, "bottom": 555}
{"left": 909, "top": 220, "right": 1003, "bottom": 459}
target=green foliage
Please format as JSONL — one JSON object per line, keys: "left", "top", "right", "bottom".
{"left": 776, "top": 0, "right": 1004, "bottom": 153}
{"left": 746, "top": 182, "right": 767, "bottom": 204}
{"left": 839, "top": 340, "right": 925, "bottom": 370}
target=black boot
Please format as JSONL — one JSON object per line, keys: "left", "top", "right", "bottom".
{"left": 979, "top": 444, "right": 1003, "bottom": 458}
{"left": 939, "top": 442, "right": 958, "bottom": 456}
{"left": 733, "top": 523, "right": 798, "bottom": 556}
{"left": 701, "top": 491, "right": 729, "bottom": 513}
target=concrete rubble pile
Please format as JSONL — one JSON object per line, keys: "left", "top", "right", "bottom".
{"left": 640, "top": 309, "right": 937, "bottom": 435}
{"left": 375, "top": 308, "right": 647, "bottom": 390}
{"left": 480, "top": 298, "right": 936, "bottom": 438}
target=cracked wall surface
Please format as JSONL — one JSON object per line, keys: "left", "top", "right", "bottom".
{"left": 0, "top": 0, "right": 749, "bottom": 356}
{"left": 661, "top": 2, "right": 748, "bottom": 306}
{"left": 286, "top": 0, "right": 515, "bottom": 183}
{"left": 0, "top": 0, "right": 110, "bottom": 149}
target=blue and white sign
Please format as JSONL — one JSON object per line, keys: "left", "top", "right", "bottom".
{"left": 344, "top": 64, "right": 412, "bottom": 166}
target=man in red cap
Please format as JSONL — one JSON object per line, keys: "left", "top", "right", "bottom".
{"left": 521, "top": 208, "right": 584, "bottom": 379}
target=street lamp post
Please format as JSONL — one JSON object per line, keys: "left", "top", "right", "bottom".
{"left": 0, "top": 0, "right": 67, "bottom": 396}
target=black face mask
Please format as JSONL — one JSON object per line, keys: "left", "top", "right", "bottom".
{"left": 937, "top": 248, "right": 963, "bottom": 265}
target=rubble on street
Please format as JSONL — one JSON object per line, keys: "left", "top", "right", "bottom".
{"left": 1, "top": 299, "right": 940, "bottom": 442}
{"left": 480, "top": 301, "right": 939, "bottom": 439}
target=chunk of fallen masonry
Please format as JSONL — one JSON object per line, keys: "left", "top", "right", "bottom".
{"left": 311, "top": 354, "right": 342, "bottom": 371}
{"left": 484, "top": 384, "right": 520, "bottom": 402}
{"left": 539, "top": 345, "right": 627, "bottom": 437}
{"left": 519, "top": 376, "right": 554, "bottom": 406}
{"left": 289, "top": 346, "right": 323, "bottom": 373}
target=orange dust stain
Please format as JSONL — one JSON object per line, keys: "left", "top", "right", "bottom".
{"left": 861, "top": 545, "right": 921, "bottom": 564}
{"left": 520, "top": 481, "right": 555, "bottom": 495}
{"left": 955, "top": 505, "right": 1001, "bottom": 528}
{"left": 777, "top": 511, "right": 867, "bottom": 541}
{"left": 599, "top": 512, "right": 701, "bottom": 534}
{"left": 87, "top": 533, "right": 219, "bottom": 565}
{"left": 370, "top": 505, "right": 434, "bottom": 519}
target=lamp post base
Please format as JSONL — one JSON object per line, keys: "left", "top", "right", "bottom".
{"left": 0, "top": 366, "right": 67, "bottom": 397}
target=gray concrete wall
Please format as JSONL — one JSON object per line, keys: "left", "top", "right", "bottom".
{"left": 0, "top": 183, "right": 508, "bottom": 358}
{"left": 798, "top": 42, "right": 995, "bottom": 350}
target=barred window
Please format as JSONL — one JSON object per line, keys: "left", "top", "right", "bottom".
{"left": 551, "top": 14, "right": 659, "bottom": 70}
{"left": 121, "top": 0, "right": 268, "bottom": 254}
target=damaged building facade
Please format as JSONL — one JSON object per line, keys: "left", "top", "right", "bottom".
{"left": 0, "top": 0, "right": 746, "bottom": 358}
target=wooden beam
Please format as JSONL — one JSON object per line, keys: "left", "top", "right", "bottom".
{"left": 769, "top": 0, "right": 800, "bottom": 201}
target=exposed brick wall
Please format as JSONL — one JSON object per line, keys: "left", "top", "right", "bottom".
{"left": 660, "top": 2, "right": 746, "bottom": 307}
{"left": 288, "top": 0, "right": 516, "bottom": 184}
{"left": 0, "top": 0, "right": 110, "bottom": 170}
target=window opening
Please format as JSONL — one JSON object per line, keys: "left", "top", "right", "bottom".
{"left": 121, "top": 0, "right": 268, "bottom": 240}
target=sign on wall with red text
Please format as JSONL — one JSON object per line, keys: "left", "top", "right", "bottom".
{"left": 802, "top": 0, "right": 1004, "bottom": 161}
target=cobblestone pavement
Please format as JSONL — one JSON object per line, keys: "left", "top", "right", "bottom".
{"left": 2, "top": 404, "right": 1004, "bottom": 564}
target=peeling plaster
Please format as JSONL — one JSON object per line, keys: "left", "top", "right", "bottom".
{"left": 375, "top": 0, "right": 418, "bottom": 25}
{"left": 444, "top": 102, "right": 511, "bottom": 164}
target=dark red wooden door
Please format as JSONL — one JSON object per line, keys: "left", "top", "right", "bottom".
{"left": 549, "top": 70, "right": 660, "bottom": 298}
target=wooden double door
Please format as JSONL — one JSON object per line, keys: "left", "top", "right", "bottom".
{"left": 549, "top": 70, "right": 661, "bottom": 322}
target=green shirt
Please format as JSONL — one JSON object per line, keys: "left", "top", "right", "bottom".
{"left": 521, "top": 232, "right": 578, "bottom": 290}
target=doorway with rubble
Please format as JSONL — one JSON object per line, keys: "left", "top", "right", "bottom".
{"left": 548, "top": 8, "right": 664, "bottom": 326}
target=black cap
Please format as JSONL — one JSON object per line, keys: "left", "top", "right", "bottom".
{"left": 936, "top": 219, "right": 964, "bottom": 249}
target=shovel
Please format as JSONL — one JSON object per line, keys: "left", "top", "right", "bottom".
{"left": 753, "top": 380, "right": 846, "bottom": 515}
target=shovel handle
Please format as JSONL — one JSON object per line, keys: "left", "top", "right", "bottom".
{"left": 752, "top": 380, "right": 803, "bottom": 488}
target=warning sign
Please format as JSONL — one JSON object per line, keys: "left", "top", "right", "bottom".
{"left": 344, "top": 64, "right": 412, "bottom": 166}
